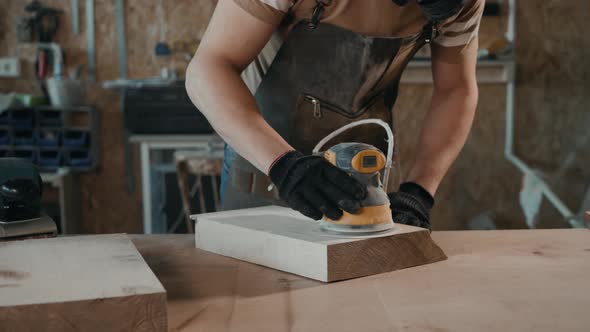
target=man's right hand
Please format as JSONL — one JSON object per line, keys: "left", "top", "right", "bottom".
{"left": 269, "top": 151, "right": 367, "bottom": 220}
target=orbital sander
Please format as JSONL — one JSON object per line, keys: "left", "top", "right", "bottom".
{"left": 313, "top": 119, "right": 395, "bottom": 234}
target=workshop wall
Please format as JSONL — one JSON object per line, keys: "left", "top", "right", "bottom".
{"left": 0, "top": 0, "right": 587, "bottom": 232}
{"left": 428, "top": 0, "right": 590, "bottom": 230}
{"left": 0, "top": 0, "right": 217, "bottom": 233}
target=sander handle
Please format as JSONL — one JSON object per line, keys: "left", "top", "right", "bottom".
{"left": 312, "top": 119, "right": 394, "bottom": 187}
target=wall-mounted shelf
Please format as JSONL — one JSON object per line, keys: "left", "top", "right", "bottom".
{"left": 0, "top": 106, "right": 99, "bottom": 172}
{"left": 400, "top": 58, "right": 515, "bottom": 84}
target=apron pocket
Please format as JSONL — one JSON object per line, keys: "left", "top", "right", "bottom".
{"left": 292, "top": 93, "right": 392, "bottom": 154}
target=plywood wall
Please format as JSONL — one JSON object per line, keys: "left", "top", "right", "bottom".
{"left": 0, "top": 0, "right": 587, "bottom": 232}
{"left": 0, "top": 0, "right": 217, "bottom": 233}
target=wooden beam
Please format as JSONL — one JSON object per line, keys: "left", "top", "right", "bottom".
{"left": 0, "top": 234, "right": 167, "bottom": 332}
{"left": 193, "top": 206, "right": 446, "bottom": 282}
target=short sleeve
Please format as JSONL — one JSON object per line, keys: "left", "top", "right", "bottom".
{"left": 233, "top": 0, "right": 293, "bottom": 25}
{"left": 431, "top": 0, "right": 484, "bottom": 63}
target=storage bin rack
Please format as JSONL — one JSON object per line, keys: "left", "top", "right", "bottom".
{"left": 0, "top": 106, "right": 99, "bottom": 172}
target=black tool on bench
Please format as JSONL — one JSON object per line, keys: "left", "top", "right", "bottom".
{"left": 0, "top": 158, "right": 57, "bottom": 240}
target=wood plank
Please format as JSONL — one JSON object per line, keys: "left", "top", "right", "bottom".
{"left": 0, "top": 234, "right": 167, "bottom": 332}
{"left": 192, "top": 206, "right": 446, "bottom": 282}
{"left": 132, "top": 229, "right": 590, "bottom": 332}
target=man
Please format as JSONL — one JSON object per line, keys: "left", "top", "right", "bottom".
{"left": 186, "top": 0, "right": 483, "bottom": 229}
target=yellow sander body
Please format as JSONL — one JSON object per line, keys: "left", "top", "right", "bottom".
{"left": 320, "top": 143, "right": 395, "bottom": 234}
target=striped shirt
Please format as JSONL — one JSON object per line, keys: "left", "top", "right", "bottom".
{"left": 235, "top": 0, "right": 484, "bottom": 92}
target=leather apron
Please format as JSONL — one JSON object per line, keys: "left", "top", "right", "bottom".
{"left": 222, "top": 3, "right": 439, "bottom": 210}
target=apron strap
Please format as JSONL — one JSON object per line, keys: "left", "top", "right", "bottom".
{"left": 423, "top": 21, "right": 441, "bottom": 44}
{"left": 308, "top": 1, "right": 440, "bottom": 45}
{"left": 307, "top": 0, "right": 331, "bottom": 29}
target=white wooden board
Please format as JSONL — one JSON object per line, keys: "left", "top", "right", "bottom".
{"left": 193, "top": 206, "right": 446, "bottom": 282}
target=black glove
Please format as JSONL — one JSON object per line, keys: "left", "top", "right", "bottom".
{"left": 388, "top": 182, "right": 434, "bottom": 230}
{"left": 269, "top": 151, "right": 367, "bottom": 220}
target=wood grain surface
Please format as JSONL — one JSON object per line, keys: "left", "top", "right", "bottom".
{"left": 327, "top": 228, "right": 446, "bottom": 281}
{"left": 0, "top": 234, "right": 167, "bottom": 332}
{"left": 133, "top": 229, "right": 590, "bottom": 332}
{"left": 193, "top": 206, "right": 446, "bottom": 282}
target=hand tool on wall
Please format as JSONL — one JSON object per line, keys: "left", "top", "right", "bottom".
{"left": 16, "top": 17, "right": 34, "bottom": 43}
{"left": 25, "top": 0, "right": 60, "bottom": 43}
{"left": 114, "top": 0, "right": 135, "bottom": 192}
{"left": 115, "top": 0, "right": 127, "bottom": 79}
{"left": 71, "top": 0, "right": 80, "bottom": 35}
{"left": 86, "top": 0, "right": 96, "bottom": 81}
{"left": 16, "top": 1, "right": 60, "bottom": 45}
{"left": 19, "top": 1, "right": 62, "bottom": 100}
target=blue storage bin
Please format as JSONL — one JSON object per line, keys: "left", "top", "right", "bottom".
{"left": 38, "top": 149, "right": 62, "bottom": 168}
{"left": 0, "top": 147, "right": 12, "bottom": 158}
{"left": 0, "top": 129, "right": 11, "bottom": 145}
{"left": 11, "top": 109, "right": 35, "bottom": 128}
{"left": 63, "top": 130, "right": 90, "bottom": 148}
{"left": 38, "top": 110, "right": 63, "bottom": 126}
{"left": 36, "top": 129, "right": 61, "bottom": 147}
{"left": 0, "top": 112, "right": 10, "bottom": 125}
{"left": 66, "top": 150, "right": 92, "bottom": 167}
{"left": 13, "top": 130, "right": 35, "bottom": 146}
{"left": 13, "top": 149, "right": 36, "bottom": 163}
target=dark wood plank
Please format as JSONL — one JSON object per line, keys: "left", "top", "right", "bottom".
{"left": 328, "top": 228, "right": 446, "bottom": 281}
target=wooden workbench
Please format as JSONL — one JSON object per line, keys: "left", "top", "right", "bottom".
{"left": 131, "top": 229, "right": 590, "bottom": 332}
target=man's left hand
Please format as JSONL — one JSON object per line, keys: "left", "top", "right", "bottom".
{"left": 388, "top": 182, "right": 434, "bottom": 230}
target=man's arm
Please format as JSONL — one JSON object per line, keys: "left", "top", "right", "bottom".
{"left": 185, "top": 0, "right": 292, "bottom": 173}
{"left": 405, "top": 39, "right": 479, "bottom": 195}
{"left": 186, "top": 0, "right": 366, "bottom": 220}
